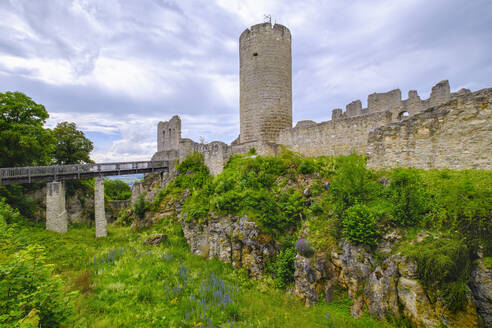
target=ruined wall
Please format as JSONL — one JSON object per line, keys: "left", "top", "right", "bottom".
{"left": 153, "top": 82, "right": 490, "bottom": 175}
{"left": 180, "top": 139, "right": 232, "bottom": 176}
{"left": 332, "top": 80, "right": 470, "bottom": 122}
{"left": 157, "top": 115, "right": 181, "bottom": 152}
{"left": 239, "top": 23, "right": 292, "bottom": 143}
{"left": 277, "top": 111, "right": 393, "bottom": 157}
{"left": 367, "top": 88, "right": 492, "bottom": 170}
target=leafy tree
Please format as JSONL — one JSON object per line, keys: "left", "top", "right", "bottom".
{"left": 104, "top": 179, "right": 131, "bottom": 200}
{"left": 52, "top": 121, "right": 94, "bottom": 165}
{"left": 0, "top": 91, "right": 55, "bottom": 167}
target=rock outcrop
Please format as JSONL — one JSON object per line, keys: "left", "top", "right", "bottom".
{"left": 470, "top": 258, "right": 492, "bottom": 327}
{"left": 180, "top": 214, "right": 279, "bottom": 278}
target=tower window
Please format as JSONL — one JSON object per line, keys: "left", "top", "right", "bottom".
{"left": 253, "top": 52, "right": 258, "bottom": 57}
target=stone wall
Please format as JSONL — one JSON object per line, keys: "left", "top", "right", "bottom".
{"left": 331, "top": 80, "right": 470, "bottom": 121}
{"left": 367, "top": 88, "right": 492, "bottom": 170}
{"left": 157, "top": 115, "right": 181, "bottom": 152}
{"left": 180, "top": 139, "right": 232, "bottom": 176}
{"left": 277, "top": 111, "right": 393, "bottom": 157}
{"left": 239, "top": 23, "right": 292, "bottom": 143}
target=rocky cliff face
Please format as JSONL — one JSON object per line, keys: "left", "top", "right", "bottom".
{"left": 177, "top": 211, "right": 489, "bottom": 327}
{"left": 180, "top": 214, "right": 279, "bottom": 278}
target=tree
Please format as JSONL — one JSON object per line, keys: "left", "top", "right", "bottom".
{"left": 0, "top": 91, "right": 55, "bottom": 167}
{"left": 104, "top": 179, "right": 131, "bottom": 200}
{"left": 52, "top": 122, "right": 94, "bottom": 165}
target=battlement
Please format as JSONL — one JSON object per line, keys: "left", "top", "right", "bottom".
{"left": 152, "top": 20, "right": 491, "bottom": 175}
{"left": 331, "top": 80, "right": 471, "bottom": 122}
{"left": 239, "top": 23, "right": 291, "bottom": 42}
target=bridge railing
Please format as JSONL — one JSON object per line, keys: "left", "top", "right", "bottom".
{"left": 0, "top": 160, "right": 169, "bottom": 182}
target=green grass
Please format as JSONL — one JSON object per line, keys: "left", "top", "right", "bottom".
{"left": 8, "top": 219, "right": 393, "bottom": 328}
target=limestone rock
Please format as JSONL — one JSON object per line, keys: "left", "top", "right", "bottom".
{"left": 144, "top": 233, "right": 168, "bottom": 245}
{"left": 293, "top": 253, "right": 336, "bottom": 306}
{"left": 364, "top": 255, "right": 400, "bottom": 320}
{"left": 180, "top": 214, "right": 278, "bottom": 278}
{"left": 397, "top": 276, "right": 441, "bottom": 328}
{"left": 470, "top": 258, "right": 492, "bottom": 327}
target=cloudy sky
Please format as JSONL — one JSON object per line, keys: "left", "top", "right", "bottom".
{"left": 1, "top": 0, "right": 491, "bottom": 162}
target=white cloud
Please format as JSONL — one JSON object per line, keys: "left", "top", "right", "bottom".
{"left": 1, "top": 0, "right": 491, "bottom": 163}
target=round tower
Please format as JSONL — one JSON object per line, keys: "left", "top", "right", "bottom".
{"left": 239, "top": 23, "right": 292, "bottom": 144}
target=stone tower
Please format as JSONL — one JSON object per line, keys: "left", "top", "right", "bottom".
{"left": 239, "top": 23, "right": 292, "bottom": 144}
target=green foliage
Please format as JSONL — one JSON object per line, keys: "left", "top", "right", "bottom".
{"left": 270, "top": 246, "right": 297, "bottom": 289}
{"left": 0, "top": 91, "right": 55, "bottom": 167}
{"left": 0, "top": 201, "right": 71, "bottom": 327}
{"left": 331, "top": 154, "right": 380, "bottom": 213}
{"left": 134, "top": 194, "right": 147, "bottom": 220}
{"left": 407, "top": 237, "right": 471, "bottom": 312}
{"left": 52, "top": 121, "right": 94, "bottom": 165}
{"left": 388, "top": 169, "right": 427, "bottom": 226}
{"left": 174, "top": 152, "right": 211, "bottom": 190}
{"left": 420, "top": 170, "right": 492, "bottom": 256}
{"left": 104, "top": 179, "right": 131, "bottom": 200}
{"left": 297, "top": 156, "right": 336, "bottom": 177}
{"left": 0, "top": 244, "right": 72, "bottom": 327}
{"left": 0, "top": 185, "right": 38, "bottom": 219}
{"left": 342, "top": 204, "right": 380, "bottom": 247}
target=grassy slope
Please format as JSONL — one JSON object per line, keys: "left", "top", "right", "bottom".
{"left": 11, "top": 220, "right": 393, "bottom": 328}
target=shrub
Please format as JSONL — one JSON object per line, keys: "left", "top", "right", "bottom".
{"left": 174, "top": 152, "right": 211, "bottom": 190}
{"left": 388, "top": 169, "right": 427, "bottom": 226}
{"left": 298, "top": 159, "right": 316, "bottom": 174}
{"left": 134, "top": 194, "right": 147, "bottom": 220}
{"left": 0, "top": 244, "right": 72, "bottom": 327}
{"left": 342, "top": 204, "right": 380, "bottom": 247}
{"left": 296, "top": 238, "right": 314, "bottom": 258}
{"left": 270, "top": 246, "right": 297, "bottom": 289}
{"left": 407, "top": 237, "right": 471, "bottom": 312}
{"left": 330, "top": 154, "right": 380, "bottom": 213}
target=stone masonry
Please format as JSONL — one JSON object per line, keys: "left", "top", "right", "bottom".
{"left": 46, "top": 181, "right": 68, "bottom": 233}
{"left": 239, "top": 23, "right": 292, "bottom": 143}
{"left": 153, "top": 22, "right": 491, "bottom": 174}
{"left": 94, "top": 177, "right": 107, "bottom": 237}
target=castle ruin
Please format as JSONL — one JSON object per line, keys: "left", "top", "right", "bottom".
{"left": 153, "top": 22, "right": 492, "bottom": 174}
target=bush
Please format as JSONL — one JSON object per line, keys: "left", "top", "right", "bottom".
{"left": 174, "top": 152, "right": 211, "bottom": 190}
{"left": 104, "top": 179, "right": 131, "bottom": 200}
{"left": 0, "top": 205, "right": 72, "bottom": 328}
{"left": 330, "top": 154, "right": 380, "bottom": 213}
{"left": 134, "top": 194, "right": 147, "bottom": 220}
{"left": 388, "top": 169, "right": 427, "bottom": 226}
{"left": 0, "top": 244, "right": 72, "bottom": 327}
{"left": 270, "top": 246, "right": 297, "bottom": 289}
{"left": 407, "top": 237, "right": 471, "bottom": 312}
{"left": 421, "top": 170, "right": 492, "bottom": 256}
{"left": 342, "top": 204, "right": 380, "bottom": 247}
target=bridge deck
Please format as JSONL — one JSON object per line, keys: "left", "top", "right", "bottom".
{"left": 0, "top": 161, "right": 170, "bottom": 185}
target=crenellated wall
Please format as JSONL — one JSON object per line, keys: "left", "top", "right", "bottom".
{"left": 153, "top": 81, "right": 491, "bottom": 174}
{"left": 331, "top": 80, "right": 471, "bottom": 121}
{"left": 367, "top": 88, "right": 492, "bottom": 170}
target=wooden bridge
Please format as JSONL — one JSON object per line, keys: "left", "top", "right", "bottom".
{"left": 0, "top": 160, "right": 170, "bottom": 185}
{"left": 0, "top": 160, "right": 171, "bottom": 237}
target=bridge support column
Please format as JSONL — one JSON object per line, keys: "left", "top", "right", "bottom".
{"left": 46, "top": 181, "right": 68, "bottom": 233}
{"left": 95, "top": 177, "right": 107, "bottom": 237}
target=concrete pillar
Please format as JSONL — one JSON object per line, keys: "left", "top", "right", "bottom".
{"left": 46, "top": 181, "right": 68, "bottom": 233}
{"left": 94, "top": 177, "right": 107, "bottom": 237}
